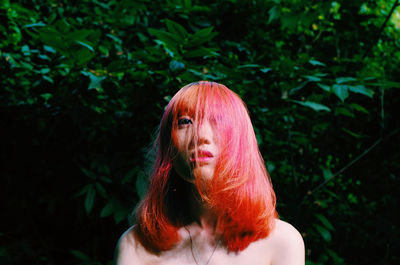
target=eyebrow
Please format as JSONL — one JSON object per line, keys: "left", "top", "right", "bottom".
{"left": 177, "top": 107, "right": 195, "bottom": 117}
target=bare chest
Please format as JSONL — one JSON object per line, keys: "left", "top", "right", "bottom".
{"left": 140, "top": 239, "right": 272, "bottom": 265}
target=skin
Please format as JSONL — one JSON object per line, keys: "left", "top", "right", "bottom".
{"left": 117, "top": 219, "right": 304, "bottom": 265}
{"left": 116, "top": 114, "right": 305, "bottom": 265}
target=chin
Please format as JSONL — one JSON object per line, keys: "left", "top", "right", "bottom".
{"left": 193, "top": 167, "right": 214, "bottom": 181}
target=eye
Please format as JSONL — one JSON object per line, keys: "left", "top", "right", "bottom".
{"left": 178, "top": 117, "right": 193, "bottom": 125}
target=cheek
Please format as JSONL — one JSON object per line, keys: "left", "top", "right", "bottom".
{"left": 172, "top": 152, "right": 194, "bottom": 182}
{"left": 172, "top": 128, "right": 189, "bottom": 150}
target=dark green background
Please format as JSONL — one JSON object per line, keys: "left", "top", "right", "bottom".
{"left": 1, "top": 0, "right": 399, "bottom": 264}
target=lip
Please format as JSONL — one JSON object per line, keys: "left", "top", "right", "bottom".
{"left": 190, "top": 150, "right": 214, "bottom": 162}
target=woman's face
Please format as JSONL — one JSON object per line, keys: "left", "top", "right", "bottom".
{"left": 172, "top": 114, "right": 219, "bottom": 183}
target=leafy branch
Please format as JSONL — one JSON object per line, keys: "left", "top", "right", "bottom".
{"left": 298, "top": 127, "right": 400, "bottom": 210}
{"left": 362, "top": 0, "right": 400, "bottom": 60}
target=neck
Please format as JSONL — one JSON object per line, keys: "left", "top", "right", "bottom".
{"left": 186, "top": 184, "right": 220, "bottom": 235}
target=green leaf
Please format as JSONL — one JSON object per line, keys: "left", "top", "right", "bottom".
{"left": 350, "top": 103, "right": 369, "bottom": 114}
{"left": 56, "top": 63, "right": 70, "bottom": 76}
{"left": 40, "top": 68, "right": 50, "bottom": 74}
{"left": 342, "top": 128, "right": 363, "bottom": 138}
{"left": 40, "top": 93, "right": 53, "bottom": 101}
{"left": 334, "top": 106, "right": 355, "bottom": 118}
{"left": 100, "top": 175, "right": 112, "bottom": 183}
{"left": 187, "top": 69, "right": 226, "bottom": 80}
{"left": 148, "top": 28, "right": 179, "bottom": 55}
{"left": 0, "top": 0, "right": 9, "bottom": 9}
{"left": 309, "top": 59, "right": 326, "bottom": 67}
{"left": 332, "top": 84, "right": 349, "bottom": 102}
{"left": 237, "top": 64, "right": 263, "bottom": 68}
{"left": 80, "top": 167, "right": 96, "bottom": 179}
{"left": 260, "top": 68, "right": 272, "bottom": 73}
{"left": 188, "top": 32, "right": 218, "bottom": 47}
{"left": 315, "top": 224, "right": 332, "bottom": 242}
{"left": 85, "top": 185, "right": 96, "bottom": 214}
{"left": 191, "top": 5, "right": 211, "bottom": 12}
{"left": 348, "top": 85, "right": 374, "bottom": 98}
{"left": 184, "top": 47, "right": 216, "bottom": 58}
{"left": 303, "top": 75, "right": 322, "bottom": 82}
{"left": 165, "top": 19, "right": 187, "bottom": 40}
{"left": 122, "top": 168, "right": 138, "bottom": 184}
{"left": 290, "top": 82, "right": 308, "bottom": 94}
{"left": 106, "top": 33, "right": 122, "bottom": 44}
{"left": 192, "top": 26, "right": 214, "bottom": 39}
{"left": 38, "top": 54, "right": 51, "bottom": 60}
{"left": 75, "top": 48, "right": 96, "bottom": 65}
{"left": 281, "top": 12, "right": 299, "bottom": 29}
{"left": 67, "top": 30, "right": 92, "bottom": 42}
{"left": 322, "top": 168, "right": 333, "bottom": 180}
{"left": 42, "top": 76, "right": 54, "bottom": 83}
{"left": 95, "top": 182, "right": 107, "bottom": 198}
{"left": 315, "top": 214, "right": 334, "bottom": 230}
{"left": 23, "top": 22, "right": 46, "bottom": 28}
{"left": 184, "top": 0, "right": 192, "bottom": 8}
{"left": 317, "top": 83, "right": 331, "bottom": 92}
{"left": 19, "top": 61, "right": 33, "bottom": 70}
{"left": 335, "top": 77, "right": 357, "bottom": 84}
{"left": 43, "top": 45, "right": 56, "bottom": 53}
{"left": 114, "top": 210, "right": 127, "bottom": 224}
{"left": 291, "top": 100, "right": 331, "bottom": 112}
{"left": 75, "top": 41, "right": 94, "bottom": 52}
{"left": 187, "top": 28, "right": 217, "bottom": 47}
{"left": 21, "top": 45, "right": 30, "bottom": 55}
{"left": 268, "top": 6, "right": 280, "bottom": 24}
{"left": 148, "top": 28, "right": 180, "bottom": 43}
{"left": 314, "top": 72, "right": 328, "bottom": 77}
{"left": 74, "top": 184, "right": 90, "bottom": 198}
{"left": 81, "top": 71, "right": 106, "bottom": 92}
{"left": 100, "top": 202, "right": 114, "bottom": 217}
{"left": 37, "top": 27, "right": 66, "bottom": 51}
{"left": 54, "top": 18, "right": 70, "bottom": 34}
{"left": 348, "top": 193, "right": 358, "bottom": 204}
{"left": 237, "top": 65, "right": 271, "bottom": 73}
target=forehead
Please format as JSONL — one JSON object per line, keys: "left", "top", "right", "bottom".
{"left": 172, "top": 83, "right": 229, "bottom": 117}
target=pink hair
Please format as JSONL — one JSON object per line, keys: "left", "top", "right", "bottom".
{"left": 135, "top": 81, "right": 277, "bottom": 253}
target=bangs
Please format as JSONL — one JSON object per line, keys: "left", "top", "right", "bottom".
{"left": 172, "top": 84, "right": 197, "bottom": 118}
{"left": 171, "top": 81, "right": 242, "bottom": 132}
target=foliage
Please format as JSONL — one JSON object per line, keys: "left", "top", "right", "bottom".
{"left": 1, "top": 0, "right": 400, "bottom": 264}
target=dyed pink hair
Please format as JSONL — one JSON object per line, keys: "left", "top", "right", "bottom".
{"left": 135, "top": 81, "right": 277, "bottom": 253}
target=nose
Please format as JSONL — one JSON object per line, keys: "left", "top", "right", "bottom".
{"left": 192, "top": 120, "right": 214, "bottom": 147}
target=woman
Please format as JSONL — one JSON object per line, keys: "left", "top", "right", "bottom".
{"left": 116, "top": 81, "right": 304, "bottom": 265}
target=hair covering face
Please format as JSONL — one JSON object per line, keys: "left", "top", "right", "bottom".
{"left": 135, "top": 81, "right": 277, "bottom": 253}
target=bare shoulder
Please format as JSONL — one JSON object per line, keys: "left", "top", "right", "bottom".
{"left": 115, "top": 226, "right": 143, "bottom": 265}
{"left": 268, "top": 219, "right": 305, "bottom": 265}
{"left": 272, "top": 219, "right": 304, "bottom": 244}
